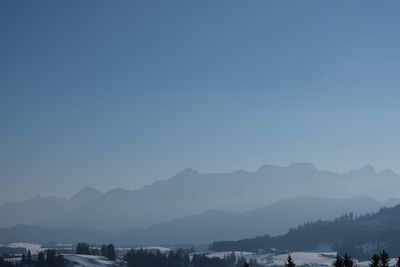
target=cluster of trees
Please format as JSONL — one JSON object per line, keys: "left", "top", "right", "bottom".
{"left": 21, "top": 249, "right": 64, "bottom": 267}
{"left": 369, "top": 250, "right": 397, "bottom": 267}
{"left": 369, "top": 251, "right": 389, "bottom": 267}
{"left": 192, "top": 254, "right": 230, "bottom": 267}
{"left": 333, "top": 253, "right": 354, "bottom": 267}
{"left": 333, "top": 251, "right": 400, "bottom": 267}
{"left": 75, "top": 243, "right": 116, "bottom": 261}
{"left": 223, "top": 252, "right": 238, "bottom": 266}
{"left": 0, "top": 250, "right": 64, "bottom": 267}
{"left": 124, "top": 249, "right": 242, "bottom": 267}
{"left": 222, "top": 252, "right": 249, "bottom": 267}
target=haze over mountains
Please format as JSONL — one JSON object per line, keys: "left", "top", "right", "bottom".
{"left": 0, "top": 187, "right": 102, "bottom": 227}
{"left": 115, "top": 196, "right": 399, "bottom": 245}
{"left": 1, "top": 196, "right": 399, "bottom": 246}
{"left": 2, "top": 163, "right": 400, "bottom": 245}
{"left": 210, "top": 204, "right": 400, "bottom": 259}
{"left": 37, "top": 163, "right": 400, "bottom": 231}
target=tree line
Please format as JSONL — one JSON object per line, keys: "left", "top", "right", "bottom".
{"left": 333, "top": 250, "right": 400, "bottom": 267}
{"left": 75, "top": 242, "right": 116, "bottom": 261}
{"left": 124, "top": 249, "right": 240, "bottom": 267}
{"left": 0, "top": 249, "right": 65, "bottom": 267}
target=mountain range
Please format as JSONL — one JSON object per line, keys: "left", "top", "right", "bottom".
{"left": 115, "top": 196, "right": 399, "bottom": 245}
{"left": 35, "top": 163, "right": 400, "bottom": 232}
{"left": 2, "top": 163, "right": 400, "bottom": 245}
{"left": 1, "top": 196, "right": 399, "bottom": 246}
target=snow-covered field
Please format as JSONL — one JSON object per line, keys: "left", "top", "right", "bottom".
{"left": 208, "top": 251, "right": 338, "bottom": 266}
{"left": 63, "top": 255, "right": 119, "bottom": 267}
{"left": 207, "top": 251, "right": 400, "bottom": 267}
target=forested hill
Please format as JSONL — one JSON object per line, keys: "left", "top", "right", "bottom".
{"left": 210, "top": 205, "right": 400, "bottom": 260}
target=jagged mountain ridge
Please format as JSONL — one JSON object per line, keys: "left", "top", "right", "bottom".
{"left": 37, "top": 163, "right": 400, "bottom": 232}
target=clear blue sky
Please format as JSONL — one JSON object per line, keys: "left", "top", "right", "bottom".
{"left": 1, "top": 0, "right": 400, "bottom": 202}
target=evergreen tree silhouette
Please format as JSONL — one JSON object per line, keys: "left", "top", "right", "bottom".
{"left": 380, "top": 250, "right": 390, "bottom": 267}
{"left": 343, "top": 253, "right": 353, "bottom": 267}
{"left": 334, "top": 254, "right": 344, "bottom": 267}
{"left": 370, "top": 254, "right": 380, "bottom": 267}
{"left": 285, "top": 254, "right": 295, "bottom": 267}
{"left": 105, "top": 244, "right": 116, "bottom": 261}
{"left": 100, "top": 245, "right": 106, "bottom": 257}
{"left": 27, "top": 250, "right": 33, "bottom": 265}
{"left": 46, "top": 249, "right": 57, "bottom": 267}
{"left": 236, "top": 256, "right": 246, "bottom": 267}
{"left": 37, "top": 252, "right": 46, "bottom": 267}
{"left": 76, "top": 243, "right": 90, "bottom": 255}
{"left": 226, "top": 252, "right": 236, "bottom": 266}
{"left": 167, "top": 251, "right": 175, "bottom": 267}
{"left": 183, "top": 254, "right": 190, "bottom": 267}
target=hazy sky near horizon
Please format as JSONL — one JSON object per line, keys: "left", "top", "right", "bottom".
{"left": 1, "top": 1, "right": 400, "bottom": 202}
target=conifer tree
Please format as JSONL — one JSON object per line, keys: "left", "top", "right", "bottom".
{"left": 226, "top": 252, "right": 236, "bottom": 266}
{"left": 100, "top": 245, "right": 106, "bottom": 257}
{"left": 46, "top": 249, "right": 57, "bottom": 267}
{"left": 285, "top": 254, "right": 295, "bottom": 267}
{"left": 343, "top": 253, "right": 353, "bottom": 267}
{"left": 370, "top": 254, "right": 380, "bottom": 267}
{"left": 183, "top": 254, "right": 190, "bottom": 267}
{"left": 167, "top": 251, "right": 175, "bottom": 267}
{"left": 334, "top": 254, "right": 344, "bottom": 267}
{"left": 236, "top": 257, "right": 246, "bottom": 267}
{"left": 27, "top": 250, "right": 33, "bottom": 265}
{"left": 105, "top": 244, "right": 116, "bottom": 261}
{"left": 37, "top": 252, "right": 46, "bottom": 267}
{"left": 380, "top": 250, "right": 390, "bottom": 267}
{"left": 76, "top": 243, "right": 90, "bottom": 255}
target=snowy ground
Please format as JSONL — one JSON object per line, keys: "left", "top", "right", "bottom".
{"left": 63, "top": 255, "right": 119, "bottom": 267}
{"left": 208, "top": 251, "right": 400, "bottom": 267}
{"left": 208, "top": 251, "right": 338, "bottom": 266}
{"left": 5, "top": 242, "right": 400, "bottom": 267}
{"left": 357, "top": 258, "right": 398, "bottom": 267}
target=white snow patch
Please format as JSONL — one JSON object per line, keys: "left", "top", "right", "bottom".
{"left": 63, "top": 254, "right": 118, "bottom": 267}
{"left": 208, "top": 251, "right": 338, "bottom": 266}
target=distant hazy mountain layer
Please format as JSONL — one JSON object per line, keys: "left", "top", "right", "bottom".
{"left": 211, "top": 204, "right": 400, "bottom": 259}
{"left": 2, "top": 163, "right": 400, "bottom": 245}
